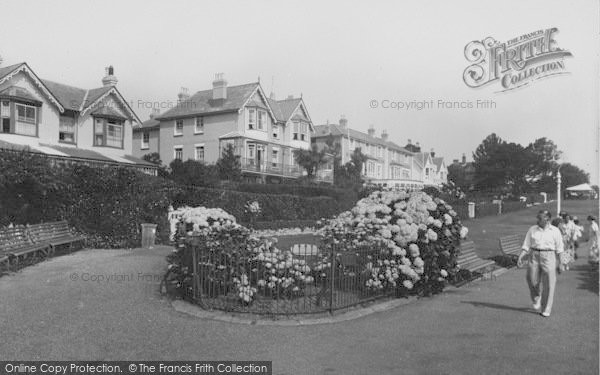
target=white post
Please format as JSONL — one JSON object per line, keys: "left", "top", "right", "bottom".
{"left": 557, "top": 169, "right": 562, "bottom": 215}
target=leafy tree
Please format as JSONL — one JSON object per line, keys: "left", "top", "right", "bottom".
{"left": 526, "top": 137, "right": 561, "bottom": 191}
{"left": 335, "top": 148, "right": 368, "bottom": 188}
{"left": 559, "top": 163, "right": 590, "bottom": 192}
{"left": 447, "top": 163, "right": 468, "bottom": 191}
{"left": 216, "top": 144, "right": 242, "bottom": 181}
{"left": 293, "top": 144, "right": 328, "bottom": 178}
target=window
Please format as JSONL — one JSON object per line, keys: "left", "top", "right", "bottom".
{"left": 248, "top": 109, "right": 256, "bottom": 129}
{"left": 106, "top": 120, "right": 123, "bottom": 148}
{"left": 258, "top": 110, "right": 266, "bottom": 130}
{"left": 174, "top": 120, "right": 183, "bottom": 136}
{"left": 293, "top": 122, "right": 299, "bottom": 140}
{"left": 195, "top": 145, "right": 205, "bottom": 161}
{"left": 195, "top": 117, "right": 204, "bottom": 134}
{"left": 59, "top": 117, "right": 75, "bottom": 144}
{"left": 377, "top": 146, "right": 382, "bottom": 158}
{"left": 377, "top": 164, "right": 382, "bottom": 178}
{"left": 142, "top": 132, "right": 150, "bottom": 149}
{"left": 271, "top": 148, "right": 279, "bottom": 166}
{"left": 272, "top": 124, "right": 279, "bottom": 139}
{"left": 300, "top": 123, "right": 307, "bottom": 141}
{"left": 16, "top": 104, "right": 36, "bottom": 123}
{"left": 93, "top": 117, "right": 124, "bottom": 148}
{"left": 174, "top": 146, "right": 183, "bottom": 160}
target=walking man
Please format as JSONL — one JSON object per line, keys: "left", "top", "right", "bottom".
{"left": 517, "top": 210, "right": 564, "bottom": 317}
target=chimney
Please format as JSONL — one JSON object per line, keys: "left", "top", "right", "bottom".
{"left": 367, "top": 125, "right": 375, "bottom": 137}
{"left": 407, "top": 139, "right": 412, "bottom": 145}
{"left": 212, "top": 73, "right": 227, "bottom": 100}
{"left": 149, "top": 107, "right": 160, "bottom": 119}
{"left": 101, "top": 65, "right": 118, "bottom": 87}
{"left": 339, "top": 115, "right": 348, "bottom": 128}
{"left": 270, "top": 92, "right": 276, "bottom": 100}
{"left": 381, "top": 130, "right": 388, "bottom": 141}
{"left": 453, "top": 159, "right": 459, "bottom": 164}
{"left": 178, "top": 87, "right": 190, "bottom": 102}
{"left": 430, "top": 148, "right": 435, "bottom": 158}
{"left": 287, "top": 95, "right": 294, "bottom": 100}
{"left": 462, "top": 153, "right": 466, "bottom": 164}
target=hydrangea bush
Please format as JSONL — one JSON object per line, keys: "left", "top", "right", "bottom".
{"left": 166, "top": 206, "right": 315, "bottom": 304}
{"left": 319, "top": 190, "right": 468, "bottom": 297}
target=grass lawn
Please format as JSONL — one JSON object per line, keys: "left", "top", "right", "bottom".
{"left": 463, "top": 199, "right": 599, "bottom": 259}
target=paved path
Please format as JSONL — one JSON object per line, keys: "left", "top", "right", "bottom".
{"left": 0, "top": 246, "right": 597, "bottom": 375}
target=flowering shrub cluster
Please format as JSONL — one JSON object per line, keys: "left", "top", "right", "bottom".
{"left": 319, "top": 190, "right": 468, "bottom": 296}
{"left": 166, "top": 206, "right": 315, "bottom": 304}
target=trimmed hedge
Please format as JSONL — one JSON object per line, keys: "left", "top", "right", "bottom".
{"left": 0, "top": 150, "right": 344, "bottom": 248}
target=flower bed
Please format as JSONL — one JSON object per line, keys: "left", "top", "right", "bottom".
{"left": 165, "top": 190, "right": 468, "bottom": 313}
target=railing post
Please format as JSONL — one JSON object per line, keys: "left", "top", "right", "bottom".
{"left": 329, "top": 244, "right": 335, "bottom": 314}
{"left": 192, "top": 242, "right": 198, "bottom": 301}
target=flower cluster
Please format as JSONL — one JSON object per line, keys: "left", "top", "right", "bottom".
{"left": 245, "top": 200, "right": 262, "bottom": 215}
{"left": 169, "top": 206, "right": 238, "bottom": 238}
{"left": 320, "top": 190, "right": 465, "bottom": 296}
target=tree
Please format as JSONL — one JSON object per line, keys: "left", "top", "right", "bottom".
{"left": 559, "top": 163, "right": 590, "bottom": 192}
{"left": 447, "top": 163, "right": 468, "bottom": 191}
{"left": 142, "top": 152, "right": 168, "bottom": 177}
{"left": 216, "top": 144, "right": 242, "bottom": 182}
{"left": 472, "top": 133, "right": 508, "bottom": 192}
{"left": 293, "top": 144, "right": 328, "bottom": 178}
{"left": 526, "top": 137, "right": 561, "bottom": 191}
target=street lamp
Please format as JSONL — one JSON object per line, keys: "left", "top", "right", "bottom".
{"left": 557, "top": 165, "right": 562, "bottom": 215}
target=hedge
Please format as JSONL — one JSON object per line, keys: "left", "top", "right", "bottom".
{"left": 0, "top": 150, "right": 344, "bottom": 249}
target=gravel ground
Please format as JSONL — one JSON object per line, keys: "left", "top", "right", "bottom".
{"left": 0, "top": 244, "right": 597, "bottom": 374}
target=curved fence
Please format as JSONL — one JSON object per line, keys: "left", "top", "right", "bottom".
{"left": 181, "top": 236, "right": 397, "bottom": 315}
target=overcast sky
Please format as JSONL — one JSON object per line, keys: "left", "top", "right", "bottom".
{"left": 1, "top": 0, "right": 598, "bottom": 184}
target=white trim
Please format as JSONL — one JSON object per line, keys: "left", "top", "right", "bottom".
{"left": 174, "top": 119, "right": 183, "bottom": 136}
{"left": 238, "top": 84, "right": 278, "bottom": 123}
{"left": 80, "top": 86, "right": 140, "bottom": 123}
{"left": 141, "top": 131, "right": 150, "bottom": 150}
{"left": 194, "top": 116, "right": 204, "bottom": 134}
{"left": 0, "top": 63, "right": 65, "bottom": 112}
{"left": 194, "top": 143, "right": 205, "bottom": 161}
{"left": 173, "top": 145, "right": 183, "bottom": 160}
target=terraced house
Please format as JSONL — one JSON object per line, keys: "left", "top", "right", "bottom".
{"left": 133, "top": 74, "right": 333, "bottom": 184}
{"left": 313, "top": 117, "right": 423, "bottom": 190}
{"left": 0, "top": 62, "right": 156, "bottom": 174}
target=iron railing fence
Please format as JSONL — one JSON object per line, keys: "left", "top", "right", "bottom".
{"left": 182, "top": 236, "right": 395, "bottom": 315}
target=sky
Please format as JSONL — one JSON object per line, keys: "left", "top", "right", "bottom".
{"left": 1, "top": 0, "right": 598, "bottom": 184}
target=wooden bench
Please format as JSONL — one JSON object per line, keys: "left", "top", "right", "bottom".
{"left": 456, "top": 241, "right": 496, "bottom": 282}
{"left": 499, "top": 234, "right": 522, "bottom": 259}
{"left": 26, "top": 220, "right": 86, "bottom": 254}
{"left": 0, "top": 226, "right": 50, "bottom": 270}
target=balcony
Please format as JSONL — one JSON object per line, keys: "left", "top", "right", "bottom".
{"left": 240, "top": 157, "right": 333, "bottom": 183}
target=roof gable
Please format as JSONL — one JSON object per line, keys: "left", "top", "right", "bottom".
{"left": 41, "top": 79, "right": 87, "bottom": 111}
{"left": 80, "top": 86, "right": 141, "bottom": 123}
{"left": 0, "top": 63, "right": 65, "bottom": 112}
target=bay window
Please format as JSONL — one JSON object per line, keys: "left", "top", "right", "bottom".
{"left": 15, "top": 103, "right": 37, "bottom": 136}
{"left": 93, "top": 117, "right": 124, "bottom": 148}
{"left": 59, "top": 116, "right": 76, "bottom": 144}
{"left": 248, "top": 109, "right": 256, "bottom": 129}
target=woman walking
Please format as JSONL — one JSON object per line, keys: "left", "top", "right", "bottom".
{"left": 587, "top": 216, "right": 599, "bottom": 267}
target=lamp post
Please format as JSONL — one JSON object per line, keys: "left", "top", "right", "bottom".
{"left": 557, "top": 166, "right": 562, "bottom": 215}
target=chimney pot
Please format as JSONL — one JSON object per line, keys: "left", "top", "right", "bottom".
{"left": 368, "top": 125, "right": 375, "bottom": 137}
{"left": 339, "top": 115, "right": 348, "bottom": 128}
{"left": 101, "top": 65, "right": 118, "bottom": 87}
{"left": 381, "top": 130, "right": 388, "bottom": 141}
{"left": 178, "top": 87, "right": 190, "bottom": 102}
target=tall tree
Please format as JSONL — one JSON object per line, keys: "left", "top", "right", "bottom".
{"left": 293, "top": 144, "right": 328, "bottom": 178}
{"left": 526, "top": 137, "right": 561, "bottom": 190}
{"left": 472, "top": 133, "right": 506, "bottom": 192}
{"left": 216, "top": 144, "right": 242, "bottom": 181}
{"left": 447, "top": 163, "right": 468, "bottom": 191}
{"left": 559, "top": 163, "right": 590, "bottom": 192}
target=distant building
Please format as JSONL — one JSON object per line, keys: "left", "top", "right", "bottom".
{"left": 313, "top": 117, "right": 424, "bottom": 190}
{"left": 0, "top": 62, "right": 156, "bottom": 174}
{"left": 133, "top": 74, "right": 332, "bottom": 184}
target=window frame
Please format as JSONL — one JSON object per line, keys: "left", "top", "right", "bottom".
{"left": 16, "top": 103, "right": 36, "bottom": 124}
{"left": 93, "top": 117, "right": 124, "bottom": 149}
{"left": 141, "top": 131, "right": 150, "bottom": 149}
{"left": 194, "top": 144, "right": 205, "bottom": 162}
{"left": 194, "top": 116, "right": 204, "bottom": 134}
{"left": 174, "top": 119, "right": 184, "bottom": 136}
{"left": 174, "top": 145, "right": 183, "bottom": 161}
{"left": 248, "top": 108, "right": 256, "bottom": 130}
{"left": 59, "top": 116, "right": 76, "bottom": 144}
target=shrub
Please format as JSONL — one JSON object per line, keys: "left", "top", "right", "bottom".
{"left": 319, "top": 190, "right": 468, "bottom": 297}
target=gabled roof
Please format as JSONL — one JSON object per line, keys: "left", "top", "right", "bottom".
{"left": 41, "top": 79, "right": 87, "bottom": 111}
{"left": 432, "top": 157, "right": 446, "bottom": 171}
{"left": 415, "top": 152, "right": 435, "bottom": 166}
{"left": 314, "top": 124, "right": 412, "bottom": 153}
{"left": 133, "top": 118, "right": 160, "bottom": 131}
{"left": 156, "top": 82, "right": 260, "bottom": 120}
{"left": 0, "top": 63, "right": 65, "bottom": 112}
{"left": 91, "top": 105, "right": 128, "bottom": 120}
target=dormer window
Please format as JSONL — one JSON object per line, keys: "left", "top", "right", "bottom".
{"left": 16, "top": 104, "right": 36, "bottom": 123}
{"left": 59, "top": 116, "right": 76, "bottom": 144}
{"left": 94, "top": 117, "right": 124, "bottom": 149}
